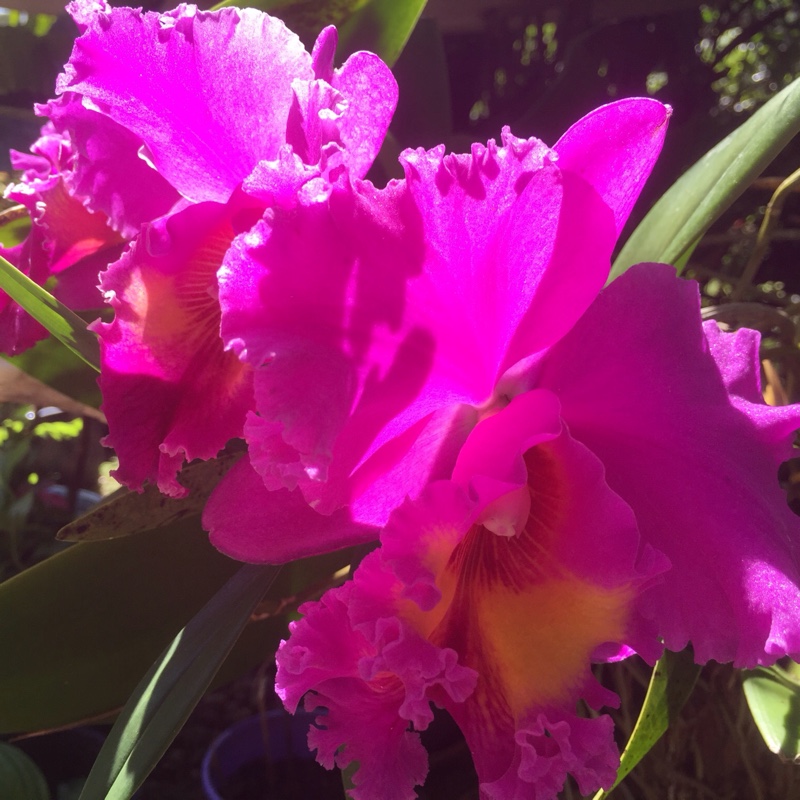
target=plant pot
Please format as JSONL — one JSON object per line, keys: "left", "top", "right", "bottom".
{"left": 201, "top": 710, "right": 343, "bottom": 800}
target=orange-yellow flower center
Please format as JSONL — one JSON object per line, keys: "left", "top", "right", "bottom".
{"left": 402, "top": 443, "right": 633, "bottom": 722}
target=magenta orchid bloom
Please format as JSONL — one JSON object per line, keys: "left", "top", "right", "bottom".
{"left": 193, "top": 95, "right": 800, "bottom": 797}
{"left": 205, "top": 99, "right": 673, "bottom": 559}
{"left": 1, "top": 122, "right": 124, "bottom": 354}
{"left": 275, "top": 266, "right": 800, "bottom": 798}
{"left": 276, "top": 390, "right": 669, "bottom": 800}
{"left": 41, "top": 0, "right": 396, "bottom": 495}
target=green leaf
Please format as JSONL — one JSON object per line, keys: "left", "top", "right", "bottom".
{"left": 0, "top": 253, "right": 100, "bottom": 372}
{"left": 593, "top": 648, "right": 702, "bottom": 799}
{"left": 0, "top": 516, "right": 351, "bottom": 734}
{"left": 0, "top": 742, "right": 50, "bottom": 800}
{"left": 337, "top": 0, "right": 427, "bottom": 67}
{"left": 742, "top": 665, "right": 800, "bottom": 763}
{"left": 611, "top": 75, "right": 800, "bottom": 279}
{"left": 58, "top": 452, "right": 242, "bottom": 542}
{"left": 0, "top": 518, "right": 238, "bottom": 734}
{"left": 210, "top": 0, "right": 368, "bottom": 46}
{"left": 78, "top": 562, "right": 281, "bottom": 800}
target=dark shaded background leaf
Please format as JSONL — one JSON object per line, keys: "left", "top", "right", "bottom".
{"left": 0, "top": 517, "right": 350, "bottom": 734}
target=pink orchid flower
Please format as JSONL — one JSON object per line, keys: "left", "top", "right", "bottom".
{"left": 205, "top": 99, "right": 673, "bottom": 559}
{"left": 38, "top": 0, "right": 397, "bottom": 495}
{"left": 276, "top": 388, "right": 668, "bottom": 799}
{"left": 199, "top": 97, "right": 800, "bottom": 796}
{"left": 1, "top": 122, "right": 124, "bottom": 354}
{"left": 275, "top": 266, "right": 800, "bottom": 798}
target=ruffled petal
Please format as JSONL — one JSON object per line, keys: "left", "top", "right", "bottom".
{"left": 537, "top": 263, "right": 800, "bottom": 666}
{"left": 42, "top": 94, "right": 181, "bottom": 237}
{"left": 276, "top": 577, "right": 473, "bottom": 800}
{"left": 482, "top": 713, "right": 618, "bottom": 800}
{"left": 61, "top": 1, "right": 314, "bottom": 203}
{"left": 94, "top": 201, "right": 254, "bottom": 495}
{"left": 276, "top": 397, "right": 665, "bottom": 799}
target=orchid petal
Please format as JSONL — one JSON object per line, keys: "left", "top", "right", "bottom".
{"left": 94, "top": 201, "right": 253, "bottom": 495}
{"left": 553, "top": 98, "right": 670, "bottom": 237}
{"left": 276, "top": 583, "right": 435, "bottom": 800}
{"left": 332, "top": 50, "right": 399, "bottom": 177}
{"left": 538, "top": 263, "right": 800, "bottom": 666}
{"left": 205, "top": 457, "right": 376, "bottom": 563}
{"left": 61, "top": 1, "right": 314, "bottom": 203}
{"left": 42, "top": 94, "right": 181, "bottom": 238}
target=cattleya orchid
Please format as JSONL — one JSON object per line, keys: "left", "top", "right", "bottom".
{"left": 5, "top": 3, "right": 799, "bottom": 796}
{"left": 275, "top": 266, "right": 800, "bottom": 799}
{"left": 0, "top": 121, "right": 124, "bottom": 354}
{"left": 4, "top": 0, "right": 397, "bottom": 496}
{"left": 185, "top": 99, "right": 800, "bottom": 796}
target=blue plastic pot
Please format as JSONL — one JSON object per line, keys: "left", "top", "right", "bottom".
{"left": 201, "top": 709, "right": 329, "bottom": 800}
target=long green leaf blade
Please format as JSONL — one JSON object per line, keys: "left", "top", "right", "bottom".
{"left": 79, "top": 563, "right": 281, "bottom": 800}
{"left": 593, "top": 648, "right": 702, "bottom": 798}
{"left": 0, "top": 253, "right": 100, "bottom": 371}
{"left": 611, "top": 75, "right": 800, "bottom": 279}
{"left": 0, "top": 519, "right": 239, "bottom": 734}
{"left": 0, "top": 515, "right": 349, "bottom": 734}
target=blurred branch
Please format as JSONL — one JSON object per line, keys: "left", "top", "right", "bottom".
{"left": 732, "top": 165, "right": 800, "bottom": 300}
{"left": 696, "top": 229, "right": 800, "bottom": 247}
